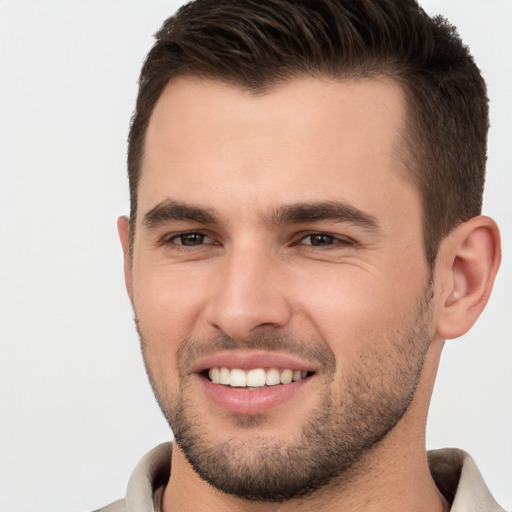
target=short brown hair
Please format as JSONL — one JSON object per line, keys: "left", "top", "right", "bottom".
{"left": 128, "top": 0, "right": 488, "bottom": 267}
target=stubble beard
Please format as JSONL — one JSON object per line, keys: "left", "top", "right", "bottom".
{"left": 138, "top": 286, "right": 434, "bottom": 503}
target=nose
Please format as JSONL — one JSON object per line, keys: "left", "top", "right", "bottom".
{"left": 205, "top": 242, "right": 292, "bottom": 340}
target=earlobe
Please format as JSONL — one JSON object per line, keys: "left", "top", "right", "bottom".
{"left": 436, "top": 216, "right": 501, "bottom": 340}
{"left": 117, "top": 216, "right": 134, "bottom": 305}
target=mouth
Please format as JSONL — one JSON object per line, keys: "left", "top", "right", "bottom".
{"left": 193, "top": 351, "right": 318, "bottom": 415}
{"left": 195, "top": 359, "right": 316, "bottom": 415}
{"left": 203, "top": 367, "right": 314, "bottom": 389}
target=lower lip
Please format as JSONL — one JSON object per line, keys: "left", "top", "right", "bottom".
{"left": 200, "top": 375, "right": 312, "bottom": 415}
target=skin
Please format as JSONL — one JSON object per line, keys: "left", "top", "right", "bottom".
{"left": 118, "top": 76, "right": 500, "bottom": 511}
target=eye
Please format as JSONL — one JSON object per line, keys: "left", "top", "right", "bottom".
{"left": 169, "top": 232, "right": 214, "bottom": 246}
{"left": 300, "top": 233, "right": 352, "bottom": 247}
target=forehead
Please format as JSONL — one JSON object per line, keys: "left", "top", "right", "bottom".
{"left": 139, "top": 76, "right": 416, "bottom": 225}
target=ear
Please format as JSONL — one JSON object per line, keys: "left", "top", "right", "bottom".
{"left": 117, "top": 216, "right": 134, "bottom": 305}
{"left": 435, "top": 215, "right": 501, "bottom": 340}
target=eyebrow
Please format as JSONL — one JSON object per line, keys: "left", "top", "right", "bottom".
{"left": 142, "top": 198, "right": 380, "bottom": 232}
{"left": 269, "top": 201, "right": 380, "bottom": 232}
{"left": 142, "top": 199, "right": 219, "bottom": 228}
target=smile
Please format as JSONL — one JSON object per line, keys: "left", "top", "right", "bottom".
{"left": 194, "top": 351, "right": 318, "bottom": 414}
{"left": 207, "top": 367, "right": 310, "bottom": 388}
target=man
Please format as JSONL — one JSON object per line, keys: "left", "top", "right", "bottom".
{"left": 102, "top": 0, "right": 504, "bottom": 510}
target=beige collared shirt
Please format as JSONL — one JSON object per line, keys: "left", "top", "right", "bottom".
{"left": 96, "top": 443, "right": 506, "bottom": 511}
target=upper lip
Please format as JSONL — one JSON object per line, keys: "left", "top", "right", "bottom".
{"left": 191, "top": 350, "right": 318, "bottom": 374}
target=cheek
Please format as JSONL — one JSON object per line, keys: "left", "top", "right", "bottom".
{"left": 293, "top": 266, "right": 424, "bottom": 362}
{"left": 132, "top": 264, "right": 210, "bottom": 361}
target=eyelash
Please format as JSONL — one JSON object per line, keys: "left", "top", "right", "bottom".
{"left": 292, "top": 232, "right": 355, "bottom": 249}
{"left": 162, "top": 231, "right": 217, "bottom": 248}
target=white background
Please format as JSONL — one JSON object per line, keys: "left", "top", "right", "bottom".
{"left": 0, "top": 1, "right": 510, "bottom": 511}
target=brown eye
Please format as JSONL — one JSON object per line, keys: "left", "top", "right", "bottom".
{"left": 172, "top": 233, "right": 213, "bottom": 246}
{"left": 302, "top": 234, "right": 338, "bottom": 246}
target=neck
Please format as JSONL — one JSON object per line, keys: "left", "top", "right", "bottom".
{"left": 163, "top": 340, "right": 449, "bottom": 512}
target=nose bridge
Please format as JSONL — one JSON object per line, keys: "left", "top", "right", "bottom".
{"left": 206, "top": 237, "right": 291, "bottom": 339}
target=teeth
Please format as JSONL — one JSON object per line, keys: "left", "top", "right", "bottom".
{"left": 280, "top": 369, "right": 293, "bottom": 384}
{"left": 219, "top": 367, "right": 230, "bottom": 385}
{"left": 210, "top": 367, "right": 220, "bottom": 384}
{"left": 247, "top": 368, "right": 266, "bottom": 387}
{"left": 207, "top": 367, "right": 310, "bottom": 388}
{"left": 265, "top": 368, "right": 280, "bottom": 386}
{"left": 229, "top": 368, "right": 247, "bottom": 387}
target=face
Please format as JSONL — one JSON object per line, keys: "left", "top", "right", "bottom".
{"left": 122, "top": 77, "right": 435, "bottom": 501}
